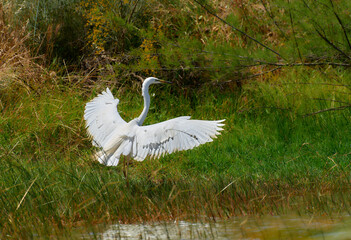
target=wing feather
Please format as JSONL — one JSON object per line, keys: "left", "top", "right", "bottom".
{"left": 84, "top": 88, "right": 126, "bottom": 147}
{"left": 132, "top": 116, "right": 225, "bottom": 161}
{"left": 84, "top": 88, "right": 225, "bottom": 166}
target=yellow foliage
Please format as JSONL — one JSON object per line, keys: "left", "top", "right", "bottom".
{"left": 138, "top": 19, "right": 164, "bottom": 75}
{"left": 140, "top": 38, "right": 159, "bottom": 75}
{"left": 80, "top": 0, "right": 109, "bottom": 54}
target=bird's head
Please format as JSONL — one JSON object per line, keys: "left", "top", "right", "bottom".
{"left": 143, "top": 77, "right": 170, "bottom": 87}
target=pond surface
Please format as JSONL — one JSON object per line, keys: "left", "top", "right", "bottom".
{"left": 82, "top": 214, "right": 351, "bottom": 239}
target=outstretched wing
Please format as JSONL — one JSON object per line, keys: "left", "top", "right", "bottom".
{"left": 84, "top": 88, "right": 126, "bottom": 146}
{"left": 132, "top": 116, "right": 225, "bottom": 161}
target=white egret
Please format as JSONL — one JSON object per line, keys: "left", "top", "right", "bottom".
{"left": 84, "top": 77, "right": 225, "bottom": 167}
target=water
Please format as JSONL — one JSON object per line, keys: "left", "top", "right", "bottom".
{"left": 82, "top": 215, "right": 351, "bottom": 239}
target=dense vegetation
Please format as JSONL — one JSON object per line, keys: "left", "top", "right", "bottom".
{"left": 1, "top": 0, "right": 351, "bottom": 238}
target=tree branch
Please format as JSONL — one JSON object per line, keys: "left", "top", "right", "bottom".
{"left": 288, "top": 0, "right": 302, "bottom": 61}
{"left": 254, "top": 60, "right": 351, "bottom": 67}
{"left": 329, "top": 0, "right": 351, "bottom": 50}
{"left": 192, "top": 0, "right": 286, "bottom": 61}
{"left": 303, "top": 104, "right": 351, "bottom": 117}
{"left": 259, "top": 0, "right": 287, "bottom": 39}
{"left": 314, "top": 25, "right": 351, "bottom": 60}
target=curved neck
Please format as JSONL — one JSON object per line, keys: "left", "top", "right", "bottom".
{"left": 137, "top": 84, "right": 150, "bottom": 125}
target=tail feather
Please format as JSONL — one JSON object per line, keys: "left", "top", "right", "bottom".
{"left": 95, "top": 150, "right": 120, "bottom": 166}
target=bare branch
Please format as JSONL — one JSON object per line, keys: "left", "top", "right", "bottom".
{"left": 311, "top": 98, "right": 350, "bottom": 105}
{"left": 314, "top": 25, "right": 351, "bottom": 60}
{"left": 255, "top": 60, "right": 351, "bottom": 67}
{"left": 192, "top": 0, "right": 286, "bottom": 61}
{"left": 259, "top": 0, "right": 287, "bottom": 38}
{"left": 210, "top": 66, "right": 282, "bottom": 86}
{"left": 288, "top": 0, "right": 302, "bottom": 61}
{"left": 329, "top": 0, "right": 351, "bottom": 50}
{"left": 303, "top": 105, "right": 351, "bottom": 117}
{"left": 276, "top": 82, "right": 351, "bottom": 87}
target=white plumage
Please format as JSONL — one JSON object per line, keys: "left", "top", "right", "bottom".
{"left": 84, "top": 77, "right": 225, "bottom": 166}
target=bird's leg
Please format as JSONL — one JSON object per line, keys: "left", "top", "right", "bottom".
{"left": 123, "top": 155, "right": 130, "bottom": 188}
{"left": 123, "top": 156, "right": 126, "bottom": 178}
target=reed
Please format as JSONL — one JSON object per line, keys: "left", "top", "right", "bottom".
{"left": 1, "top": 0, "right": 351, "bottom": 238}
{"left": 1, "top": 66, "right": 351, "bottom": 238}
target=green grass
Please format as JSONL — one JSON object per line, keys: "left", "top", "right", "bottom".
{"left": 2, "top": 0, "right": 351, "bottom": 238}
{"left": 1, "top": 67, "right": 351, "bottom": 238}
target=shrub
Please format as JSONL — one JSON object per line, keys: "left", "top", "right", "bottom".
{"left": 0, "top": 2, "right": 47, "bottom": 99}
{"left": 8, "top": 0, "right": 85, "bottom": 63}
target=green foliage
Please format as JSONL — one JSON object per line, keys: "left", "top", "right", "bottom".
{"left": 79, "top": 0, "right": 148, "bottom": 54}
{"left": 1, "top": 67, "right": 351, "bottom": 237}
{"left": 105, "top": 0, "right": 351, "bottom": 86}
{"left": 6, "top": 0, "right": 351, "bottom": 85}
{"left": 8, "top": 0, "right": 85, "bottom": 62}
{"left": 246, "top": 67, "right": 351, "bottom": 116}
{"left": 2, "top": 0, "right": 351, "bottom": 237}
{"left": 271, "top": 0, "right": 351, "bottom": 61}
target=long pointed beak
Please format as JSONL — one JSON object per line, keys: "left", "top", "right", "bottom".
{"left": 158, "top": 79, "right": 171, "bottom": 84}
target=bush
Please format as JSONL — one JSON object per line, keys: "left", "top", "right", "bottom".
{"left": 0, "top": 2, "right": 47, "bottom": 100}
{"left": 5, "top": 0, "right": 351, "bottom": 86}
{"left": 8, "top": 0, "right": 85, "bottom": 63}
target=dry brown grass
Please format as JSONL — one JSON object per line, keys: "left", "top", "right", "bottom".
{"left": 0, "top": 3, "right": 47, "bottom": 98}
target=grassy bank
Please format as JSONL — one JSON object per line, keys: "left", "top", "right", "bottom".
{"left": 1, "top": 66, "right": 351, "bottom": 238}
{"left": 1, "top": 0, "right": 351, "bottom": 238}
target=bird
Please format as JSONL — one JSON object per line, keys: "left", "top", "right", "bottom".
{"left": 84, "top": 77, "right": 225, "bottom": 168}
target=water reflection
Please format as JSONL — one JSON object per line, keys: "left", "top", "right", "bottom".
{"left": 89, "top": 215, "right": 351, "bottom": 239}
